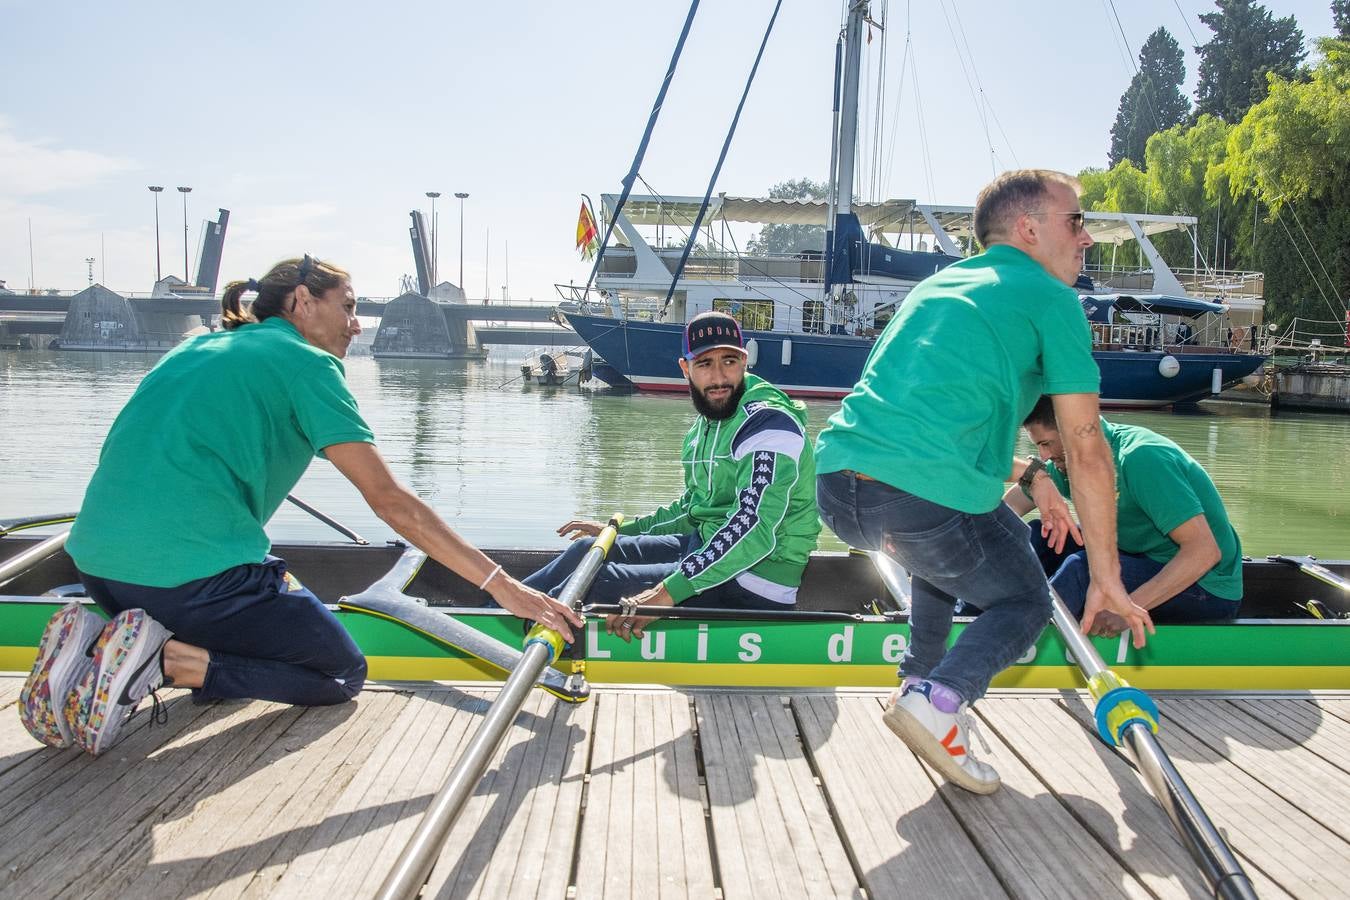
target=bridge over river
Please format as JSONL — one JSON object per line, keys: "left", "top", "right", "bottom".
{"left": 0, "top": 289, "right": 576, "bottom": 356}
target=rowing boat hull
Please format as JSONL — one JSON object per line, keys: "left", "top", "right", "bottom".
{"left": 2, "top": 537, "right": 1346, "bottom": 691}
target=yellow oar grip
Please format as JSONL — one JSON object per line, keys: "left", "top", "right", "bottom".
{"left": 524, "top": 514, "right": 625, "bottom": 662}
{"left": 1088, "top": 671, "right": 1160, "bottom": 746}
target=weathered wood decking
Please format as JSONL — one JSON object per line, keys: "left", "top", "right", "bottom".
{"left": 1, "top": 676, "right": 1348, "bottom": 899}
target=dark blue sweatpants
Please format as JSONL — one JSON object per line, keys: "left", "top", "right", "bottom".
{"left": 78, "top": 556, "right": 366, "bottom": 706}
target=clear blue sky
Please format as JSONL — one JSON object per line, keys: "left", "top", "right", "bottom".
{"left": 0, "top": 0, "right": 1335, "bottom": 302}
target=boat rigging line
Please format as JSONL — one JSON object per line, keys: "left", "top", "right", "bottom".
{"left": 375, "top": 516, "right": 623, "bottom": 900}
{"left": 581, "top": 0, "right": 701, "bottom": 302}
{"left": 662, "top": 0, "right": 784, "bottom": 306}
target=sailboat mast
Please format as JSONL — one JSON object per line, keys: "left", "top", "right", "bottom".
{"left": 834, "top": 1, "right": 866, "bottom": 217}
{"left": 824, "top": 32, "right": 843, "bottom": 282}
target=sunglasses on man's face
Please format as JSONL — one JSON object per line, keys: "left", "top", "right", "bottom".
{"left": 1028, "top": 210, "right": 1086, "bottom": 232}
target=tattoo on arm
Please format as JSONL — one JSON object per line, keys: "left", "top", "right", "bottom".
{"left": 1072, "top": 422, "right": 1099, "bottom": 439}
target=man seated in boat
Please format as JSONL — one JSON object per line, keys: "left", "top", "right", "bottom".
{"left": 814, "top": 169, "right": 1152, "bottom": 795}
{"left": 522, "top": 310, "right": 821, "bottom": 641}
{"left": 19, "top": 255, "right": 582, "bottom": 758}
{"left": 1005, "top": 395, "right": 1243, "bottom": 633}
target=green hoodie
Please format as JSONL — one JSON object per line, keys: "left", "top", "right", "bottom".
{"left": 618, "top": 374, "right": 821, "bottom": 603}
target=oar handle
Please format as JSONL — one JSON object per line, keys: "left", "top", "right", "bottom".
{"left": 375, "top": 514, "right": 623, "bottom": 900}
{"left": 0, "top": 529, "right": 71, "bottom": 591}
{"left": 523, "top": 514, "right": 623, "bottom": 662}
{"left": 1047, "top": 585, "right": 1256, "bottom": 899}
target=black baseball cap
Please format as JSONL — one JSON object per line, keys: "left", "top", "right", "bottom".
{"left": 681, "top": 310, "right": 746, "bottom": 361}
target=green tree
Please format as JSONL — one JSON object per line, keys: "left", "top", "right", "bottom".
{"left": 1222, "top": 38, "right": 1350, "bottom": 327}
{"left": 1078, "top": 162, "right": 1152, "bottom": 270}
{"left": 746, "top": 178, "right": 827, "bottom": 256}
{"left": 1335, "top": 0, "right": 1350, "bottom": 40}
{"left": 1195, "top": 0, "right": 1306, "bottom": 123}
{"left": 1109, "top": 27, "right": 1191, "bottom": 168}
{"left": 1144, "top": 116, "right": 1244, "bottom": 268}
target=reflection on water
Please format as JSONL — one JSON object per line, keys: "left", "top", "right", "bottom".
{"left": 1, "top": 350, "right": 1347, "bottom": 557}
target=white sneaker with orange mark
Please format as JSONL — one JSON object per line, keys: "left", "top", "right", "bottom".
{"left": 882, "top": 679, "right": 1000, "bottom": 794}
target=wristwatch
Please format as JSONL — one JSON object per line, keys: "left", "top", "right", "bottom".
{"left": 1017, "top": 456, "right": 1046, "bottom": 496}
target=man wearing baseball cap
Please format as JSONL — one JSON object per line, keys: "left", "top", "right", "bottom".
{"left": 523, "top": 310, "right": 821, "bottom": 639}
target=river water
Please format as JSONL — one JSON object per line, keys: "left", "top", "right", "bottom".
{"left": 2, "top": 350, "right": 1347, "bottom": 558}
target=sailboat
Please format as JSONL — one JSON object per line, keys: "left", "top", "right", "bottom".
{"left": 557, "top": 2, "right": 1265, "bottom": 407}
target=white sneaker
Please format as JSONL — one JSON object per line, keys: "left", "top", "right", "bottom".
{"left": 882, "top": 682, "right": 1000, "bottom": 794}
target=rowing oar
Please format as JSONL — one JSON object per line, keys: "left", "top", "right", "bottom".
{"left": 0, "top": 529, "right": 71, "bottom": 591}
{"left": 582, "top": 603, "right": 869, "bottom": 623}
{"left": 1269, "top": 555, "right": 1350, "bottom": 594}
{"left": 375, "top": 515, "right": 623, "bottom": 900}
{"left": 1049, "top": 587, "right": 1258, "bottom": 900}
{"left": 284, "top": 494, "right": 368, "bottom": 545}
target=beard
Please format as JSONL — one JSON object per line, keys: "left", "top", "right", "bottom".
{"left": 689, "top": 377, "right": 746, "bottom": 420}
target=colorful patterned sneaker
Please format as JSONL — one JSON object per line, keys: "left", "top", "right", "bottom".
{"left": 65, "top": 609, "right": 172, "bottom": 757}
{"left": 882, "top": 679, "right": 1001, "bottom": 795}
{"left": 18, "top": 602, "right": 105, "bottom": 748}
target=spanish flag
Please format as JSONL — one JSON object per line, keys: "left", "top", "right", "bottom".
{"left": 575, "top": 202, "right": 599, "bottom": 260}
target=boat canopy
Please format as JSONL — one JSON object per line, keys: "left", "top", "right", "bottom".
{"left": 604, "top": 196, "right": 1196, "bottom": 247}
{"left": 909, "top": 206, "right": 1197, "bottom": 246}
{"left": 1081, "top": 293, "right": 1228, "bottom": 322}
{"left": 603, "top": 194, "right": 916, "bottom": 229}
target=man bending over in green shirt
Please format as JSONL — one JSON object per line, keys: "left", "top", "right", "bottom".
{"left": 815, "top": 169, "right": 1153, "bottom": 795}
{"left": 1006, "top": 395, "right": 1242, "bottom": 635}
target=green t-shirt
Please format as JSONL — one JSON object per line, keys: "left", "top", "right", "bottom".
{"left": 67, "top": 317, "right": 374, "bottom": 587}
{"left": 1046, "top": 420, "right": 1243, "bottom": 600}
{"left": 816, "top": 244, "right": 1100, "bottom": 513}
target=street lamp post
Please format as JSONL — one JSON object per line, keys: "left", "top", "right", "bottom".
{"left": 176, "top": 187, "right": 192, "bottom": 283}
{"left": 426, "top": 191, "right": 441, "bottom": 289}
{"left": 148, "top": 186, "right": 164, "bottom": 282}
{"left": 454, "top": 192, "right": 469, "bottom": 294}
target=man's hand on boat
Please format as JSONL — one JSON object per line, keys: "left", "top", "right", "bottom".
{"left": 1081, "top": 578, "right": 1153, "bottom": 649}
{"left": 557, "top": 520, "right": 605, "bottom": 540}
{"left": 1027, "top": 475, "right": 1083, "bottom": 555}
{"left": 1084, "top": 610, "right": 1129, "bottom": 638}
{"left": 325, "top": 442, "right": 584, "bottom": 642}
{"left": 606, "top": 583, "right": 675, "bottom": 643}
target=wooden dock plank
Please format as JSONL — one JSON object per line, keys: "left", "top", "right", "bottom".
{"left": 79, "top": 693, "right": 394, "bottom": 900}
{"left": 1060, "top": 693, "right": 1345, "bottom": 898}
{"left": 270, "top": 688, "right": 481, "bottom": 899}
{"left": 0, "top": 688, "right": 216, "bottom": 820}
{"left": 0, "top": 696, "right": 300, "bottom": 898}
{"left": 656, "top": 692, "right": 717, "bottom": 900}
{"left": 571, "top": 691, "right": 717, "bottom": 900}
{"left": 1314, "top": 698, "right": 1350, "bottom": 726}
{"left": 2, "top": 676, "right": 1348, "bottom": 900}
{"left": 974, "top": 697, "right": 1215, "bottom": 899}
{"left": 1231, "top": 697, "right": 1350, "bottom": 777}
{"left": 697, "top": 693, "right": 782, "bottom": 899}
{"left": 342, "top": 690, "right": 488, "bottom": 899}
{"left": 897, "top": 696, "right": 1154, "bottom": 900}
{"left": 232, "top": 692, "right": 411, "bottom": 899}
{"left": 1164, "top": 698, "right": 1350, "bottom": 841}
{"left": 794, "top": 694, "right": 1008, "bottom": 900}
{"left": 748, "top": 694, "right": 858, "bottom": 898}
{"left": 0, "top": 675, "right": 23, "bottom": 708}
{"left": 431, "top": 690, "right": 593, "bottom": 900}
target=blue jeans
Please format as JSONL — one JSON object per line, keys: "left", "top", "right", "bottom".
{"left": 78, "top": 556, "right": 366, "bottom": 706}
{"left": 523, "top": 532, "right": 788, "bottom": 610}
{"left": 1045, "top": 539, "right": 1240, "bottom": 622}
{"left": 817, "top": 471, "right": 1051, "bottom": 702}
